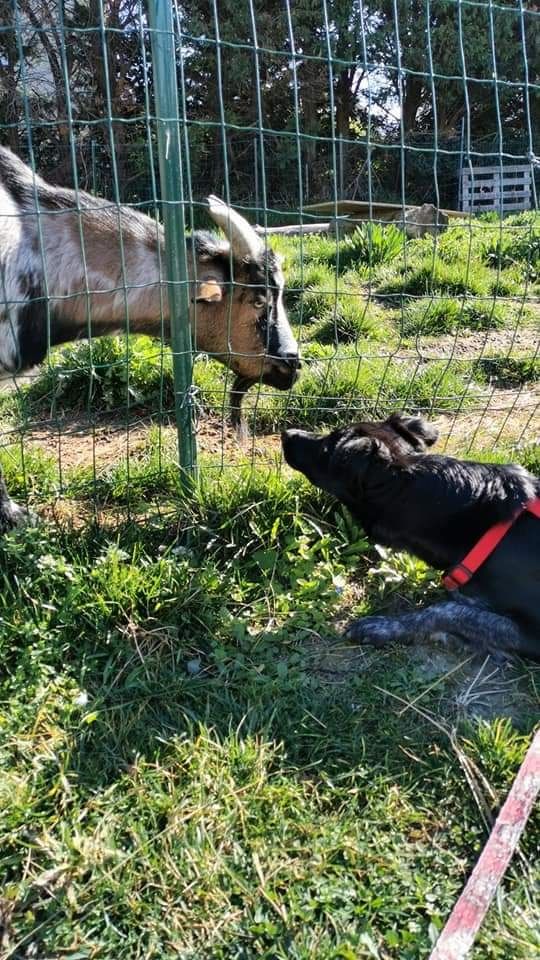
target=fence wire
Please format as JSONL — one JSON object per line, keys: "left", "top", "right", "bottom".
{"left": 0, "top": 0, "right": 538, "bottom": 520}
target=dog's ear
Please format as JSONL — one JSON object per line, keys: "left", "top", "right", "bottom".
{"left": 387, "top": 413, "right": 438, "bottom": 450}
{"left": 331, "top": 435, "right": 390, "bottom": 478}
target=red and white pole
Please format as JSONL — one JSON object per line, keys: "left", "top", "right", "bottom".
{"left": 429, "top": 728, "right": 540, "bottom": 960}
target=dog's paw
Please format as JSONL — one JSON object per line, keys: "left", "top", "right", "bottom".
{"left": 485, "top": 647, "right": 513, "bottom": 668}
{"left": 0, "top": 499, "right": 36, "bottom": 534}
{"left": 344, "top": 616, "right": 400, "bottom": 646}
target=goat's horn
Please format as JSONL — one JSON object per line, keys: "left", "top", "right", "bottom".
{"left": 207, "top": 195, "right": 263, "bottom": 261}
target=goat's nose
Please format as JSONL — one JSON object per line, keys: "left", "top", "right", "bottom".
{"left": 281, "top": 352, "right": 302, "bottom": 370}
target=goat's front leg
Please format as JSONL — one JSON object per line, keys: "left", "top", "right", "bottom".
{"left": 229, "top": 375, "right": 256, "bottom": 431}
{"left": 0, "top": 470, "right": 30, "bottom": 533}
{"left": 344, "top": 600, "right": 524, "bottom": 660}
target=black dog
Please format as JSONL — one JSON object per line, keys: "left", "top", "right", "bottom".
{"left": 282, "top": 414, "right": 540, "bottom": 662}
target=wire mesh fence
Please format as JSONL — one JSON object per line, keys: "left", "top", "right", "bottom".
{"left": 0, "top": 0, "right": 538, "bottom": 523}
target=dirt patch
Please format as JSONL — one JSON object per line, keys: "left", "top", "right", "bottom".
{"left": 434, "top": 384, "right": 539, "bottom": 453}
{"left": 1, "top": 412, "right": 284, "bottom": 473}
{"left": 305, "top": 630, "right": 540, "bottom": 723}
{"left": 1, "top": 383, "right": 537, "bottom": 476}
{"left": 408, "top": 323, "right": 539, "bottom": 361}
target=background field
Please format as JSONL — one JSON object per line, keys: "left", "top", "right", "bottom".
{"left": 1, "top": 215, "right": 539, "bottom": 958}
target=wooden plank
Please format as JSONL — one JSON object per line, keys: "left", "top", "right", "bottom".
{"left": 428, "top": 728, "right": 540, "bottom": 960}
{"left": 302, "top": 199, "right": 462, "bottom": 219}
{"left": 463, "top": 180, "right": 530, "bottom": 190}
{"left": 464, "top": 179, "right": 531, "bottom": 189}
{"left": 461, "top": 164, "right": 532, "bottom": 175}
{"left": 464, "top": 201, "right": 530, "bottom": 212}
{"left": 466, "top": 192, "right": 530, "bottom": 201}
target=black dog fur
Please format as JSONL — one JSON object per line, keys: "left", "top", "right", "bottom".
{"left": 282, "top": 413, "right": 540, "bottom": 662}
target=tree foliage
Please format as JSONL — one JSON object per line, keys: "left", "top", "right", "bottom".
{"left": 0, "top": 0, "right": 537, "bottom": 207}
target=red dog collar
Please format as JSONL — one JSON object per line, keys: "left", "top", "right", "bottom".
{"left": 443, "top": 496, "right": 540, "bottom": 591}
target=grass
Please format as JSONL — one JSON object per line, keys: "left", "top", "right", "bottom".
{"left": 1, "top": 463, "right": 539, "bottom": 958}
{"left": 250, "top": 355, "right": 484, "bottom": 431}
{"left": 0, "top": 211, "right": 539, "bottom": 958}
{"left": 327, "top": 222, "right": 405, "bottom": 271}
{"left": 400, "top": 297, "right": 508, "bottom": 336}
{"left": 472, "top": 354, "right": 540, "bottom": 388}
{"left": 377, "top": 255, "right": 495, "bottom": 299}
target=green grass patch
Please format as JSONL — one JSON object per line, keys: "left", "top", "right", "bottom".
{"left": 0, "top": 463, "right": 538, "bottom": 958}
{"left": 328, "top": 222, "right": 405, "bottom": 271}
{"left": 377, "top": 255, "right": 493, "bottom": 299}
{"left": 21, "top": 335, "right": 175, "bottom": 415}
{"left": 0, "top": 443, "right": 59, "bottom": 501}
{"left": 314, "top": 297, "right": 388, "bottom": 344}
{"left": 401, "top": 296, "right": 507, "bottom": 336}
{"left": 251, "top": 354, "right": 482, "bottom": 431}
{"left": 1, "top": 214, "right": 538, "bottom": 959}
{"left": 472, "top": 354, "right": 540, "bottom": 388}
{"left": 297, "top": 273, "right": 389, "bottom": 345}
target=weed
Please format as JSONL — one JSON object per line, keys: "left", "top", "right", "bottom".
{"left": 23, "top": 336, "right": 174, "bottom": 415}
{"left": 481, "top": 229, "right": 540, "bottom": 272}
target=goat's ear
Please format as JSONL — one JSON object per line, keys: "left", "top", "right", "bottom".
{"left": 194, "top": 276, "right": 223, "bottom": 303}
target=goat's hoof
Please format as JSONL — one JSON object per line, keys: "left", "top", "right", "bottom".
{"left": 235, "top": 420, "right": 249, "bottom": 443}
{"left": 0, "top": 499, "right": 36, "bottom": 534}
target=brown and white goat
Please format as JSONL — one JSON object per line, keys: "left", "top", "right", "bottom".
{"left": 0, "top": 145, "right": 300, "bottom": 531}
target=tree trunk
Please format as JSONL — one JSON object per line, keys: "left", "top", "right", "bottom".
{"left": 402, "top": 75, "right": 424, "bottom": 134}
{"left": 335, "top": 68, "right": 355, "bottom": 193}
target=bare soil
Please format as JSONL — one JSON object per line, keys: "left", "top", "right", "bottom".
{"left": 4, "top": 378, "right": 536, "bottom": 477}
{"left": 407, "top": 323, "right": 539, "bottom": 361}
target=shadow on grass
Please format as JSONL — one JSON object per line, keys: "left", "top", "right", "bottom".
{"left": 2, "top": 511, "right": 538, "bottom": 798}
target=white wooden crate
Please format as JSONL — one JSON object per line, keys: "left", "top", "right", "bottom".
{"left": 460, "top": 164, "right": 532, "bottom": 213}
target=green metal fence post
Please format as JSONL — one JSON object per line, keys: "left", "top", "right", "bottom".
{"left": 146, "top": 0, "right": 197, "bottom": 482}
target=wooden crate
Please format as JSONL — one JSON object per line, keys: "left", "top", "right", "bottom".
{"left": 460, "top": 164, "right": 532, "bottom": 213}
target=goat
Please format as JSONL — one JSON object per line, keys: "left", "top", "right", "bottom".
{"left": 0, "top": 145, "right": 300, "bottom": 531}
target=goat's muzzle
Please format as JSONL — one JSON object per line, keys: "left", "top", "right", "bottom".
{"left": 263, "top": 352, "right": 302, "bottom": 390}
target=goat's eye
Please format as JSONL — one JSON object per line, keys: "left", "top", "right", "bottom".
{"left": 254, "top": 297, "right": 267, "bottom": 309}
